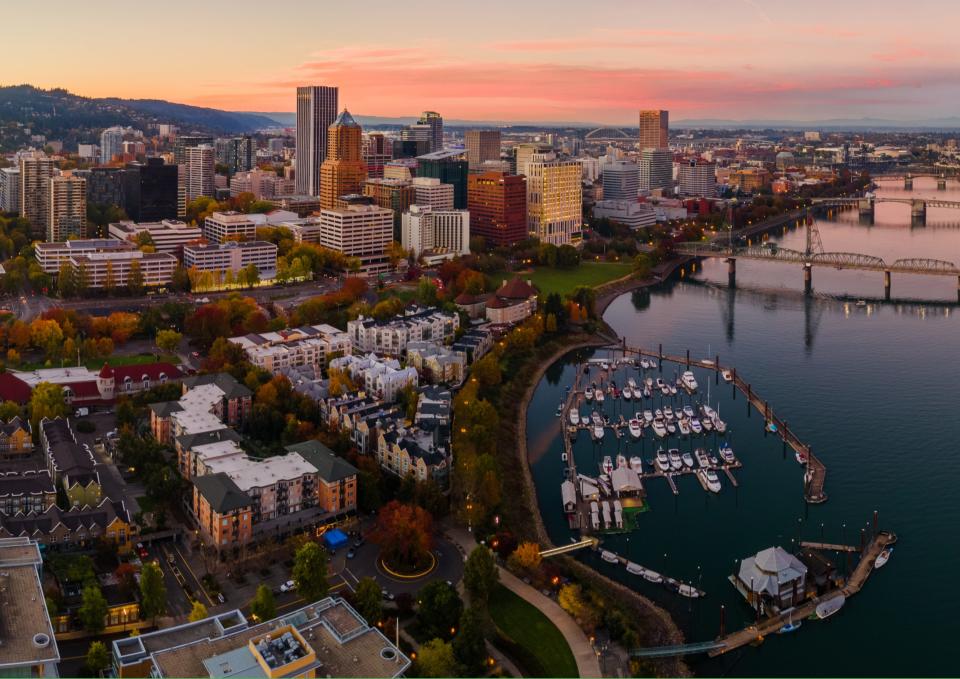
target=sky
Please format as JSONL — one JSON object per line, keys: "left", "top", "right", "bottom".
{"left": 7, "top": 0, "right": 960, "bottom": 124}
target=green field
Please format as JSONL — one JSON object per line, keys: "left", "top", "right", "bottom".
{"left": 488, "top": 584, "right": 578, "bottom": 678}
{"left": 83, "top": 353, "right": 179, "bottom": 370}
{"left": 492, "top": 261, "right": 633, "bottom": 297}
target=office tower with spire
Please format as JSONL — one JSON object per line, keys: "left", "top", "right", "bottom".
{"left": 319, "top": 110, "right": 366, "bottom": 210}
{"left": 296, "top": 85, "right": 339, "bottom": 196}
{"left": 639, "top": 110, "right": 669, "bottom": 150}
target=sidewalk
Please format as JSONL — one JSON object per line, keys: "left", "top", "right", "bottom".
{"left": 447, "top": 526, "right": 602, "bottom": 678}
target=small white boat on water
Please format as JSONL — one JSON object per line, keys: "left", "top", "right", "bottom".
{"left": 626, "top": 561, "right": 645, "bottom": 575}
{"left": 643, "top": 410, "right": 654, "bottom": 424}
{"left": 602, "top": 456, "right": 614, "bottom": 475}
{"left": 652, "top": 420, "right": 667, "bottom": 438}
{"left": 642, "top": 569, "right": 663, "bottom": 584}
{"left": 678, "top": 584, "right": 701, "bottom": 599}
{"left": 668, "top": 448, "right": 683, "bottom": 471}
{"left": 616, "top": 454, "right": 628, "bottom": 469}
{"left": 681, "top": 452, "right": 695, "bottom": 469}
{"left": 815, "top": 595, "right": 845, "bottom": 620}
{"left": 721, "top": 369, "right": 733, "bottom": 383}
{"left": 702, "top": 405, "right": 717, "bottom": 420}
{"left": 628, "top": 419, "right": 643, "bottom": 439}
{"left": 683, "top": 405, "right": 695, "bottom": 418}
{"left": 681, "top": 371, "right": 699, "bottom": 392}
{"left": 655, "top": 449, "right": 670, "bottom": 473}
{"left": 668, "top": 384, "right": 678, "bottom": 396}
{"left": 601, "top": 361, "right": 610, "bottom": 371}
{"left": 875, "top": 547, "right": 893, "bottom": 568}
{"left": 690, "top": 418, "right": 703, "bottom": 434}
{"left": 677, "top": 419, "right": 691, "bottom": 436}
{"left": 663, "top": 406, "right": 674, "bottom": 421}
{"left": 569, "top": 409, "right": 580, "bottom": 425}
{"left": 595, "top": 389, "right": 605, "bottom": 403}
{"left": 622, "top": 386, "right": 632, "bottom": 400}
{"left": 629, "top": 456, "right": 644, "bottom": 473}
{"left": 719, "top": 443, "right": 735, "bottom": 464}
{"left": 695, "top": 448, "right": 710, "bottom": 467}
{"left": 700, "top": 469, "right": 722, "bottom": 493}
{"left": 627, "top": 377, "right": 638, "bottom": 390}
{"left": 585, "top": 386, "right": 594, "bottom": 401}
{"left": 593, "top": 425, "right": 605, "bottom": 440}
{"left": 648, "top": 359, "right": 658, "bottom": 369}
{"left": 591, "top": 411, "right": 603, "bottom": 426}
{"left": 701, "top": 417, "right": 714, "bottom": 433}
{"left": 601, "top": 550, "right": 618, "bottom": 563}
{"left": 713, "top": 416, "right": 727, "bottom": 434}
{"left": 655, "top": 378, "right": 666, "bottom": 391}
{"left": 639, "top": 358, "right": 650, "bottom": 370}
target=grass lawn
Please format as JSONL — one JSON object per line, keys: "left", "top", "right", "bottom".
{"left": 83, "top": 353, "right": 180, "bottom": 370}
{"left": 488, "top": 583, "right": 578, "bottom": 678}
{"left": 492, "top": 261, "right": 633, "bottom": 297}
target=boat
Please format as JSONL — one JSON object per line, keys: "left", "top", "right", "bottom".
{"left": 601, "top": 550, "right": 618, "bottom": 564}
{"left": 668, "top": 384, "right": 678, "bottom": 396}
{"left": 681, "top": 452, "right": 694, "bottom": 469}
{"left": 663, "top": 406, "right": 674, "bottom": 421}
{"left": 652, "top": 420, "right": 667, "bottom": 438}
{"left": 595, "top": 389, "right": 605, "bottom": 403}
{"left": 655, "top": 449, "right": 670, "bottom": 472}
{"left": 648, "top": 359, "right": 658, "bottom": 369}
{"left": 654, "top": 408, "right": 663, "bottom": 419}
{"left": 708, "top": 453, "right": 720, "bottom": 466}
{"left": 668, "top": 448, "right": 682, "bottom": 471}
{"left": 702, "top": 469, "right": 721, "bottom": 493}
{"left": 677, "top": 419, "right": 691, "bottom": 436}
{"left": 602, "top": 456, "right": 614, "bottom": 475}
{"left": 643, "top": 386, "right": 652, "bottom": 399}
{"left": 681, "top": 370, "right": 699, "bottom": 392}
{"left": 815, "top": 595, "right": 845, "bottom": 620}
{"left": 561, "top": 451, "right": 568, "bottom": 462}
{"left": 616, "top": 454, "right": 628, "bottom": 469}
{"left": 628, "top": 419, "right": 643, "bottom": 439}
{"left": 642, "top": 410, "right": 654, "bottom": 423}
{"left": 629, "top": 456, "right": 644, "bottom": 473}
{"left": 795, "top": 450, "right": 808, "bottom": 465}
{"left": 875, "top": 547, "right": 893, "bottom": 568}
{"left": 690, "top": 418, "right": 703, "bottom": 434}
{"left": 683, "top": 405, "right": 695, "bottom": 418}
{"left": 719, "top": 443, "right": 735, "bottom": 464}
{"left": 639, "top": 358, "right": 650, "bottom": 370}
{"left": 626, "top": 561, "right": 645, "bottom": 576}
{"left": 627, "top": 377, "right": 638, "bottom": 390}
{"left": 585, "top": 386, "right": 594, "bottom": 401}
{"left": 591, "top": 411, "right": 603, "bottom": 426}
{"left": 712, "top": 416, "right": 727, "bottom": 434}
{"left": 766, "top": 421, "right": 778, "bottom": 433}
{"left": 702, "top": 405, "right": 717, "bottom": 420}
{"left": 644, "top": 377, "right": 654, "bottom": 388}
{"left": 569, "top": 409, "right": 580, "bottom": 426}
{"left": 601, "top": 361, "right": 610, "bottom": 371}
{"left": 621, "top": 386, "right": 632, "bottom": 400}
{"left": 655, "top": 378, "right": 665, "bottom": 391}
{"left": 678, "top": 584, "right": 701, "bottom": 599}
{"left": 642, "top": 569, "right": 663, "bottom": 584}
{"left": 666, "top": 421, "right": 677, "bottom": 435}
{"left": 555, "top": 403, "right": 563, "bottom": 416}
{"left": 721, "top": 369, "right": 733, "bottom": 383}
{"left": 701, "top": 417, "right": 714, "bottom": 433}
{"left": 855, "top": 299, "right": 867, "bottom": 307}
{"left": 694, "top": 448, "right": 710, "bottom": 467}
{"left": 593, "top": 425, "right": 605, "bottom": 440}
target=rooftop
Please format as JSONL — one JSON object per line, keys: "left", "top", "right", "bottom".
{"left": 204, "top": 452, "right": 318, "bottom": 491}
{"left": 284, "top": 441, "right": 358, "bottom": 483}
{"left": 0, "top": 538, "right": 60, "bottom": 671}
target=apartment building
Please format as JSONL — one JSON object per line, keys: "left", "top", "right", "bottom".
{"left": 525, "top": 151, "right": 583, "bottom": 245}
{"left": 48, "top": 174, "right": 87, "bottom": 241}
{"left": 328, "top": 353, "right": 419, "bottom": 403}
{"left": 203, "top": 211, "right": 257, "bottom": 243}
{"left": 228, "top": 324, "right": 351, "bottom": 375}
{"left": 347, "top": 306, "right": 460, "bottom": 355}
{"left": 68, "top": 250, "right": 178, "bottom": 288}
{"left": 405, "top": 341, "right": 466, "bottom": 385}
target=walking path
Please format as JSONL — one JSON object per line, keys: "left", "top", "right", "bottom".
{"left": 447, "top": 526, "right": 603, "bottom": 678}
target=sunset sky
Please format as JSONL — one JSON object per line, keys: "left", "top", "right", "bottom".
{"left": 9, "top": 0, "right": 959, "bottom": 123}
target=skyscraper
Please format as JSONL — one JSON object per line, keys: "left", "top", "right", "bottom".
{"left": 184, "top": 144, "right": 215, "bottom": 204}
{"left": 525, "top": 151, "right": 582, "bottom": 246}
{"left": 418, "top": 111, "right": 443, "bottom": 153}
{"left": 133, "top": 158, "right": 178, "bottom": 221}
{"left": 319, "top": 110, "right": 366, "bottom": 210}
{"left": 467, "top": 171, "right": 527, "bottom": 247}
{"left": 173, "top": 135, "right": 214, "bottom": 165}
{"left": 601, "top": 161, "right": 639, "bottom": 201}
{"left": 677, "top": 158, "right": 716, "bottom": 197}
{"left": 296, "top": 85, "right": 339, "bottom": 196}
{"left": 514, "top": 143, "right": 552, "bottom": 177}
{"left": 465, "top": 130, "right": 501, "bottom": 171}
{"left": 416, "top": 150, "right": 469, "bottom": 209}
{"left": 639, "top": 110, "right": 669, "bottom": 150}
{"left": 48, "top": 175, "right": 87, "bottom": 242}
{"left": 399, "top": 124, "right": 433, "bottom": 158}
{"left": 215, "top": 136, "right": 255, "bottom": 173}
{"left": 362, "top": 133, "right": 393, "bottom": 179}
{"left": 639, "top": 148, "right": 673, "bottom": 193}
{"left": 99, "top": 126, "right": 124, "bottom": 165}
{"left": 0, "top": 167, "right": 21, "bottom": 213}
{"left": 19, "top": 154, "right": 55, "bottom": 239}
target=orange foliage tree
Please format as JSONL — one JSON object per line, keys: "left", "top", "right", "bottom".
{"left": 371, "top": 501, "right": 434, "bottom": 570}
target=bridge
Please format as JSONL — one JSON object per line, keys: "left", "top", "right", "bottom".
{"left": 538, "top": 537, "right": 598, "bottom": 559}
{"left": 584, "top": 127, "right": 633, "bottom": 142}
{"left": 871, "top": 170, "right": 960, "bottom": 190}
{"left": 811, "top": 195, "right": 960, "bottom": 225}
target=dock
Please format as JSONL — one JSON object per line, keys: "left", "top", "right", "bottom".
{"left": 798, "top": 541, "right": 860, "bottom": 553}
{"left": 601, "top": 548, "right": 708, "bottom": 599}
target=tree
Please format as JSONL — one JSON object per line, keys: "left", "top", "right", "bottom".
{"left": 353, "top": 577, "right": 382, "bottom": 624}
{"left": 251, "top": 584, "right": 276, "bottom": 621}
{"left": 463, "top": 547, "right": 498, "bottom": 609}
{"left": 139, "top": 562, "right": 166, "bottom": 622}
{"left": 633, "top": 253, "right": 652, "bottom": 278}
{"left": 416, "top": 638, "right": 458, "bottom": 678}
{"left": 0, "top": 401, "right": 20, "bottom": 421}
{"left": 558, "top": 583, "right": 600, "bottom": 633}
{"left": 170, "top": 264, "right": 191, "bottom": 292}
{"left": 85, "top": 640, "right": 110, "bottom": 673}
{"left": 155, "top": 329, "right": 182, "bottom": 354}
{"left": 507, "top": 542, "right": 542, "bottom": 575}
{"left": 417, "top": 580, "right": 463, "bottom": 640}
{"left": 78, "top": 583, "right": 107, "bottom": 633}
{"left": 292, "top": 542, "right": 329, "bottom": 603}
{"left": 452, "top": 606, "right": 488, "bottom": 675}
{"left": 188, "top": 600, "right": 209, "bottom": 622}
{"left": 127, "top": 260, "right": 145, "bottom": 296}
{"left": 30, "top": 318, "right": 64, "bottom": 358}
{"left": 556, "top": 243, "right": 581, "bottom": 268}
{"left": 371, "top": 501, "right": 433, "bottom": 571}
{"left": 29, "top": 382, "right": 67, "bottom": 435}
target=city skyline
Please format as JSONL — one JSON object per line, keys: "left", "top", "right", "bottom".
{"left": 7, "top": 0, "right": 960, "bottom": 124}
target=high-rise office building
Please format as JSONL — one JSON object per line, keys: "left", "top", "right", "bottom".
{"left": 514, "top": 143, "right": 553, "bottom": 177}
{"left": 317, "top": 204, "right": 393, "bottom": 274}
{"left": 467, "top": 171, "right": 527, "bottom": 247}
{"left": 601, "top": 161, "right": 639, "bottom": 201}
{"left": 319, "top": 110, "right": 365, "bottom": 210}
{"left": 411, "top": 177, "right": 454, "bottom": 211}
{"left": 48, "top": 175, "right": 87, "bottom": 241}
{"left": 525, "top": 151, "right": 582, "bottom": 246}
{"left": 135, "top": 158, "right": 178, "bottom": 221}
{"left": 416, "top": 150, "right": 468, "bottom": 209}
{"left": 399, "top": 124, "right": 433, "bottom": 158}
{"left": 215, "top": 136, "right": 255, "bottom": 173}
{"left": 639, "top": 110, "right": 669, "bottom": 150}
{"left": 639, "top": 148, "right": 673, "bottom": 193}
{"left": 465, "top": 130, "right": 501, "bottom": 170}
{"left": 19, "top": 154, "right": 56, "bottom": 239}
{"left": 418, "top": 111, "right": 443, "bottom": 153}
{"left": 401, "top": 205, "right": 469, "bottom": 258}
{"left": 677, "top": 158, "right": 717, "bottom": 197}
{"left": 173, "top": 135, "right": 214, "bottom": 165}
{"left": 362, "top": 178, "right": 415, "bottom": 238}
{"left": 100, "top": 126, "right": 125, "bottom": 165}
{"left": 0, "top": 167, "right": 21, "bottom": 213}
{"left": 76, "top": 167, "right": 138, "bottom": 215}
{"left": 295, "top": 85, "right": 339, "bottom": 196}
{"left": 184, "top": 145, "right": 215, "bottom": 204}
{"left": 361, "top": 133, "right": 392, "bottom": 179}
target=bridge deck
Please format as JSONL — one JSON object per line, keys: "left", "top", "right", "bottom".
{"left": 798, "top": 541, "right": 859, "bottom": 553}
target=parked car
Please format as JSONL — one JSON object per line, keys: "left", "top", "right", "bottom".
{"left": 280, "top": 580, "right": 295, "bottom": 593}
{"left": 136, "top": 542, "right": 148, "bottom": 559}
{"left": 346, "top": 549, "right": 355, "bottom": 559}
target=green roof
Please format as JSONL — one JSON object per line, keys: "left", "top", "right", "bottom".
{"left": 193, "top": 473, "right": 251, "bottom": 513}
{"left": 285, "top": 440, "right": 358, "bottom": 483}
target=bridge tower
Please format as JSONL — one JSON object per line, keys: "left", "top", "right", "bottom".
{"left": 911, "top": 199, "right": 926, "bottom": 226}
{"left": 884, "top": 270, "right": 892, "bottom": 301}
{"left": 938, "top": 175, "right": 947, "bottom": 190}
{"left": 904, "top": 174, "right": 913, "bottom": 190}
{"left": 726, "top": 257, "right": 736, "bottom": 288}
{"left": 803, "top": 263, "right": 813, "bottom": 295}
{"left": 858, "top": 197, "right": 874, "bottom": 223}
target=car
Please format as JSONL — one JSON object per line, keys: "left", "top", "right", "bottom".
{"left": 136, "top": 542, "right": 149, "bottom": 559}
{"left": 217, "top": 593, "right": 226, "bottom": 604}
{"left": 346, "top": 549, "right": 355, "bottom": 559}
{"left": 191, "top": 351, "right": 200, "bottom": 358}
{"left": 381, "top": 588, "right": 395, "bottom": 601}
{"left": 280, "top": 580, "right": 295, "bottom": 593}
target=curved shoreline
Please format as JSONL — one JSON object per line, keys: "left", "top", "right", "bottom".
{"left": 514, "top": 328, "right": 689, "bottom": 674}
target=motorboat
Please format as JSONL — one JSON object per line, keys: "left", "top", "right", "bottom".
{"left": 648, "top": 359, "right": 658, "bottom": 369}
{"left": 666, "top": 421, "right": 677, "bottom": 435}
{"left": 766, "top": 421, "right": 778, "bottom": 433}
{"left": 628, "top": 419, "right": 643, "bottom": 439}
{"left": 668, "top": 384, "right": 678, "bottom": 396}
{"left": 795, "top": 450, "right": 808, "bottom": 465}
{"left": 584, "top": 386, "right": 594, "bottom": 401}
{"left": 627, "top": 377, "right": 638, "bottom": 390}
{"left": 654, "top": 408, "right": 663, "bottom": 420}
{"left": 629, "top": 456, "right": 644, "bottom": 473}
{"left": 602, "top": 456, "right": 614, "bottom": 475}
{"left": 593, "top": 425, "right": 605, "bottom": 440}
{"left": 569, "top": 409, "right": 580, "bottom": 426}
{"left": 642, "top": 410, "right": 654, "bottom": 424}
{"left": 681, "top": 371, "right": 699, "bottom": 392}
{"left": 815, "top": 595, "right": 845, "bottom": 620}
{"left": 702, "top": 405, "right": 717, "bottom": 420}
{"left": 677, "top": 419, "right": 691, "bottom": 436}
{"left": 683, "top": 405, "right": 695, "bottom": 419}
{"left": 555, "top": 402, "right": 563, "bottom": 416}
{"left": 694, "top": 448, "right": 710, "bottom": 467}
{"left": 719, "top": 443, "right": 735, "bottom": 464}
{"left": 642, "top": 569, "right": 663, "bottom": 584}
{"left": 601, "top": 550, "right": 618, "bottom": 564}
{"left": 601, "top": 361, "right": 610, "bottom": 371}
{"left": 644, "top": 377, "right": 654, "bottom": 389}
{"left": 655, "top": 448, "right": 670, "bottom": 472}
{"left": 701, "top": 417, "right": 714, "bottom": 433}
{"left": 678, "top": 584, "right": 701, "bottom": 599}
{"left": 668, "top": 448, "right": 683, "bottom": 471}
{"left": 702, "top": 469, "right": 721, "bottom": 493}
{"left": 655, "top": 378, "right": 666, "bottom": 391}
{"left": 663, "top": 406, "right": 674, "bottom": 421}
{"left": 652, "top": 420, "right": 667, "bottom": 438}
{"left": 708, "top": 453, "right": 720, "bottom": 466}
{"left": 595, "top": 389, "right": 605, "bottom": 404}
{"left": 777, "top": 621, "right": 802, "bottom": 634}
{"left": 875, "top": 547, "right": 893, "bottom": 568}
{"left": 591, "top": 411, "right": 603, "bottom": 426}
{"left": 639, "top": 358, "right": 650, "bottom": 370}
{"left": 713, "top": 417, "right": 727, "bottom": 434}
{"left": 643, "top": 387, "right": 652, "bottom": 399}
{"left": 681, "top": 452, "right": 694, "bottom": 469}
{"left": 721, "top": 369, "right": 733, "bottom": 383}
{"left": 621, "top": 386, "right": 632, "bottom": 400}
{"left": 616, "top": 454, "right": 628, "bottom": 469}
{"left": 690, "top": 418, "right": 703, "bottom": 434}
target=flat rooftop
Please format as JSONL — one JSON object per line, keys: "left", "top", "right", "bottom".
{"left": 0, "top": 538, "right": 59, "bottom": 671}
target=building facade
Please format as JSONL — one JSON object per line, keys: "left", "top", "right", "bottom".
{"left": 319, "top": 110, "right": 365, "bottom": 210}
{"left": 19, "top": 154, "right": 55, "bottom": 239}
{"left": 525, "top": 151, "right": 582, "bottom": 245}
{"left": 184, "top": 241, "right": 278, "bottom": 276}
{"left": 677, "top": 158, "right": 717, "bottom": 197}
{"left": 296, "top": 85, "right": 339, "bottom": 196}
{"left": 465, "top": 129, "right": 501, "bottom": 170}
{"left": 401, "top": 205, "right": 470, "bottom": 260}
{"left": 640, "top": 148, "right": 673, "bottom": 193}
{"left": 316, "top": 205, "right": 393, "bottom": 274}
{"left": 467, "top": 171, "right": 527, "bottom": 246}
{"left": 183, "top": 144, "right": 215, "bottom": 204}
{"left": 48, "top": 174, "right": 87, "bottom": 241}
{"left": 203, "top": 211, "right": 257, "bottom": 243}
{"left": 601, "top": 161, "right": 639, "bottom": 201}
{"left": 639, "top": 109, "right": 669, "bottom": 150}
{"left": 416, "top": 150, "right": 468, "bottom": 209}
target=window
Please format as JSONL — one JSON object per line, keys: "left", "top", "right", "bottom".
{"left": 222, "top": 518, "right": 228, "bottom": 526}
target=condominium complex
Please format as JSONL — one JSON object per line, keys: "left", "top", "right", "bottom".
{"left": 677, "top": 158, "right": 717, "bottom": 197}
{"left": 411, "top": 176, "right": 454, "bottom": 210}
{"left": 108, "top": 219, "right": 203, "bottom": 255}
{"left": 525, "top": 151, "right": 582, "bottom": 245}
{"left": 640, "top": 148, "right": 674, "bottom": 193}
{"left": 47, "top": 174, "right": 87, "bottom": 241}
{"left": 601, "top": 161, "right": 639, "bottom": 201}
{"left": 401, "top": 205, "right": 470, "bottom": 261}
{"left": 100, "top": 126, "right": 124, "bottom": 164}
{"left": 319, "top": 110, "right": 365, "bottom": 210}
{"left": 229, "top": 168, "right": 294, "bottom": 199}
{"left": 183, "top": 241, "right": 278, "bottom": 276}
{"left": 69, "top": 250, "right": 178, "bottom": 288}
{"left": 35, "top": 238, "right": 137, "bottom": 273}
{"left": 347, "top": 306, "right": 460, "bottom": 355}
{"left": 295, "top": 85, "right": 338, "bottom": 196}
{"left": 467, "top": 171, "right": 527, "bottom": 246}
{"left": 465, "top": 129, "right": 501, "bottom": 170}
{"left": 639, "top": 109, "right": 669, "bottom": 150}
{"left": 329, "top": 353, "right": 419, "bottom": 403}
{"left": 228, "top": 324, "right": 351, "bottom": 375}
{"left": 19, "top": 154, "right": 55, "bottom": 239}
{"left": 203, "top": 211, "right": 257, "bottom": 243}
{"left": 316, "top": 205, "right": 393, "bottom": 274}
{"left": 0, "top": 167, "right": 21, "bottom": 213}
{"left": 183, "top": 144, "right": 215, "bottom": 204}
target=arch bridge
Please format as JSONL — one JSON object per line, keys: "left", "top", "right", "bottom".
{"left": 584, "top": 127, "right": 633, "bottom": 142}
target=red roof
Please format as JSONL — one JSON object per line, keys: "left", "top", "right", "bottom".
{"left": 496, "top": 277, "right": 537, "bottom": 300}
{"left": 0, "top": 373, "right": 32, "bottom": 405}
{"left": 112, "top": 362, "right": 183, "bottom": 383}
{"left": 63, "top": 381, "right": 103, "bottom": 398}
{"left": 99, "top": 363, "right": 114, "bottom": 378}
{"left": 454, "top": 292, "right": 487, "bottom": 306}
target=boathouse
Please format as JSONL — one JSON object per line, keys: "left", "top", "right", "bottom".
{"left": 733, "top": 546, "right": 808, "bottom": 612}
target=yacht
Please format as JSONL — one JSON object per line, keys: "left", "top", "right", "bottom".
{"left": 666, "top": 421, "right": 677, "bottom": 435}
{"left": 627, "top": 377, "right": 638, "bottom": 391}
{"left": 643, "top": 569, "right": 663, "bottom": 584}
{"left": 708, "top": 453, "right": 720, "bottom": 466}
{"left": 713, "top": 416, "right": 727, "bottom": 434}
{"left": 628, "top": 419, "right": 643, "bottom": 439}
{"left": 875, "top": 547, "right": 893, "bottom": 568}
{"left": 591, "top": 411, "right": 603, "bottom": 426}
{"left": 681, "top": 371, "right": 699, "bottom": 392}
{"left": 690, "top": 418, "right": 703, "bottom": 434}
{"left": 702, "top": 405, "right": 717, "bottom": 420}
{"left": 700, "top": 469, "right": 722, "bottom": 493}
{"left": 629, "top": 456, "right": 644, "bottom": 473}
{"left": 655, "top": 377, "right": 666, "bottom": 391}
{"left": 694, "top": 448, "right": 710, "bottom": 467}
{"left": 668, "top": 384, "right": 678, "bottom": 396}
{"left": 555, "top": 402, "right": 563, "bottom": 416}
{"left": 616, "top": 454, "right": 628, "bottom": 469}
{"left": 677, "top": 419, "right": 691, "bottom": 436}
{"left": 681, "top": 452, "right": 694, "bottom": 469}
{"left": 644, "top": 377, "right": 654, "bottom": 389}
{"left": 602, "top": 456, "right": 614, "bottom": 475}
{"left": 643, "top": 386, "right": 652, "bottom": 399}
{"left": 595, "top": 389, "right": 605, "bottom": 404}
{"left": 654, "top": 408, "right": 664, "bottom": 420}
{"left": 652, "top": 419, "right": 667, "bottom": 438}
{"left": 668, "top": 448, "right": 683, "bottom": 471}
{"left": 719, "top": 443, "right": 735, "bottom": 464}
{"left": 655, "top": 449, "right": 671, "bottom": 472}
{"left": 569, "top": 409, "right": 580, "bottom": 426}
{"left": 795, "top": 450, "right": 808, "bottom": 465}
{"left": 721, "top": 369, "right": 733, "bottom": 383}
{"left": 621, "top": 385, "right": 632, "bottom": 400}
{"left": 683, "top": 405, "right": 695, "bottom": 419}
{"left": 639, "top": 358, "right": 650, "bottom": 370}
{"left": 815, "top": 595, "right": 845, "bottom": 620}
{"left": 642, "top": 410, "right": 654, "bottom": 424}
{"left": 701, "top": 417, "right": 714, "bottom": 433}
{"left": 593, "top": 425, "right": 605, "bottom": 440}
{"left": 648, "top": 359, "right": 658, "bottom": 369}
{"left": 663, "top": 406, "right": 674, "bottom": 421}
{"left": 584, "top": 386, "right": 594, "bottom": 401}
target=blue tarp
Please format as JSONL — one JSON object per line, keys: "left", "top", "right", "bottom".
{"left": 323, "top": 528, "right": 349, "bottom": 551}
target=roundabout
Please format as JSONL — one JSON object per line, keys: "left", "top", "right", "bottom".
{"left": 346, "top": 536, "right": 463, "bottom": 595}
{"left": 377, "top": 550, "right": 437, "bottom": 580}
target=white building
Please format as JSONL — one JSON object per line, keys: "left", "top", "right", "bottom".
{"left": 228, "top": 324, "right": 351, "bottom": 375}
{"left": 47, "top": 174, "right": 87, "bottom": 241}
{"left": 411, "top": 177, "right": 454, "bottom": 210}
{"left": 317, "top": 205, "right": 393, "bottom": 274}
{"left": 99, "top": 126, "right": 124, "bottom": 164}
{"left": 328, "top": 353, "right": 418, "bottom": 403}
{"left": 183, "top": 144, "right": 215, "bottom": 204}
{"left": 601, "top": 161, "right": 639, "bottom": 200}
{"left": 183, "top": 241, "right": 278, "bottom": 277}
{"left": 577, "top": 157, "right": 601, "bottom": 182}
{"left": 203, "top": 211, "right": 257, "bottom": 243}
{"left": 0, "top": 167, "right": 20, "bottom": 213}
{"left": 401, "top": 205, "right": 470, "bottom": 261}
{"left": 108, "top": 219, "right": 203, "bottom": 254}
{"left": 677, "top": 158, "right": 717, "bottom": 197}
{"left": 77, "top": 144, "right": 98, "bottom": 160}
{"left": 35, "top": 238, "right": 136, "bottom": 273}
{"left": 592, "top": 200, "right": 657, "bottom": 230}
{"left": 68, "top": 250, "right": 178, "bottom": 288}
{"left": 347, "top": 306, "right": 460, "bottom": 356}
{"left": 640, "top": 148, "right": 673, "bottom": 192}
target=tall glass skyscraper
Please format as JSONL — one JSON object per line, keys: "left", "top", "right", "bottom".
{"left": 296, "top": 85, "right": 339, "bottom": 196}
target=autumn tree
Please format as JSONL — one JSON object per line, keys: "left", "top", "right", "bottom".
{"left": 291, "top": 542, "right": 329, "bottom": 603}
{"left": 558, "top": 583, "right": 600, "bottom": 633}
{"left": 0, "top": 401, "right": 20, "bottom": 421}
{"left": 30, "top": 318, "right": 64, "bottom": 358}
{"left": 507, "top": 542, "right": 542, "bottom": 575}
{"left": 155, "top": 329, "right": 182, "bottom": 354}
{"left": 188, "top": 600, "right": 209, "bottom": 622}
{"left": 85, "top": 640, "right": 110, "bottom": 674}
{"left": 29, "top": 382, "right": 67, "bottom": 435}
{"left": 127, "top": 260, "right": 145, "bottom": 296}
{"left": 371, "top": 501, "right": 433, "bottom": 571}
{"left": 416, "top": 638, "right": 458, "bottom": 678}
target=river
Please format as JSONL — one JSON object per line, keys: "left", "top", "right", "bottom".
{"left": 525, "top": 177, "right": 959, "bottom": 676}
